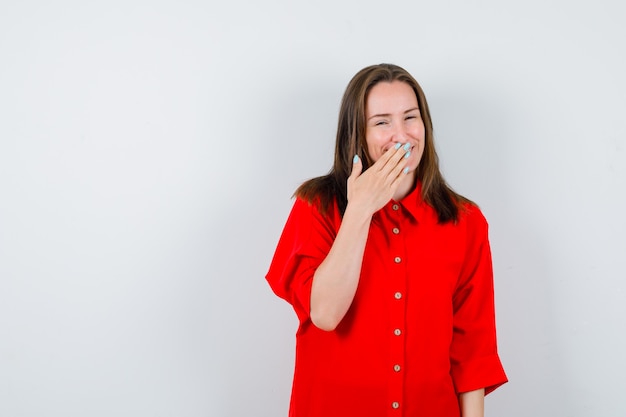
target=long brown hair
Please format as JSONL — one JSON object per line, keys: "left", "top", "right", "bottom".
{"left": 295, "top": 63, "right": 470, "bottom": 223}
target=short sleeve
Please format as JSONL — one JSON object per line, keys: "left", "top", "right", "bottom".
{"left": 449, "top": 206, "right": 508, "bottom": 394}
{"left": 265, "top": 198, "right": 338, "bottom": 324}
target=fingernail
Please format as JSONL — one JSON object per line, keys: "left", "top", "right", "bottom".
{"left": 403, "top": 143, "right": 411, "bottom": 151}
{"left": 403, "top": 167, "right": 409, "bottom": 174}
{"left": 394, "top": 143, "right": 402, "bottom": 150}
{"left": 404, "top": 151, "right": 411, "bottom": 159}
{"left": 353, "top": 155, "right": 359, "bottom": 163}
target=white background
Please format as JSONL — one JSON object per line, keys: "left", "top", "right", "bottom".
{"left": 1, "top": 1, "right": 625, "bottom": 416}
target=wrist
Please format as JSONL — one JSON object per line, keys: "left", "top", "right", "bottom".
{"left": 343, "top": 202, "right": 375, "bottom": 224}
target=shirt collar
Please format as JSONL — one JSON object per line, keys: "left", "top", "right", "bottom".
{"left": 390, "top": 181, "right": 434, "bottom": 223}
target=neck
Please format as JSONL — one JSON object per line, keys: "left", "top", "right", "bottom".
{"left": 392, "top": 173, "right": 416, "bottom": 201}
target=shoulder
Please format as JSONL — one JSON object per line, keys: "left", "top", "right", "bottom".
{"left": 458, "top": 201, "right": 489, "bottom": 237}
{"left": 294, "top": 174, "right": 343, "bottom": 216}
{"left": 461, "top": 201, "right": 487, "bottom": 223}
{"left": 288, "top": 195, "right": 341, "bottom": 228}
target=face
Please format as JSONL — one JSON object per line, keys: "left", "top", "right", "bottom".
{"left": 364, "top": 81, "right": 425, "bottom": 174}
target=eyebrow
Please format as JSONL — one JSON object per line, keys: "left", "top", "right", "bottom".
{"left": 367, "top": 107, "right": 420, "bottom": 120}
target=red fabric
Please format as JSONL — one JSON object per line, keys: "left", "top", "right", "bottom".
{"left": 266, "top": 185, "right": 507, "bottom": 417}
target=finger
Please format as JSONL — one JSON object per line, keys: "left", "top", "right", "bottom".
{"left": 389, "top": 162, "right": 411, "bottom": 189}
{"left": 377, "top": 143, "right": 410, "bottom": 174}
{"left": 377, "top": 143, "right": 403, "bottom": 167}
{"left": 384, "top": 146, "right": 412, "bottom": 183}
{"left": 349, "top": 154, "right": 363, "bottom": 182}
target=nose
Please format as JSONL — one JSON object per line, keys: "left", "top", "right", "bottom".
{"left": 391, "top": 122, "right": 409, "bottom": 143}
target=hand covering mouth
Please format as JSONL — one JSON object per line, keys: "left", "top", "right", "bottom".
{"left": 384, "top": 143, "right": 415, "bottom": 153}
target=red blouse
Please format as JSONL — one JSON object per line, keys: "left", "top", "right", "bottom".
{"left": 266, "top": 184, "right": 507, "bottom": 417}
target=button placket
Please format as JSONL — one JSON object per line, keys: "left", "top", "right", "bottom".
{"left": 388, "top": 201, "right": 406, "bottom": 415}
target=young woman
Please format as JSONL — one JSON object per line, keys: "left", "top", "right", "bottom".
{"left": 266, "top": 63, "right": 507, "bottom": 417}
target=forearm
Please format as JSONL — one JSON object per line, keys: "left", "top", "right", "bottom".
{"left": 459, "top": 388, "right": 484, "bottom": 417}
{"left": 309, "top": 203, "right": 372, "bottom": 331}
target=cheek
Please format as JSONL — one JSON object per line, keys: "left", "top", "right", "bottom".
{"left": 406, "top": 145, "right": 423, "bottom": 168}
{"left": 412, "top": 123, "right": 426, "bottom": 138}
{"left": 366, "top": 146, "right": 380, "bottom": 162}
{"left": 365, "top": 134, "right": 384, "bottom": 161}
{"left": 408, "top": 138, "right": 426, "bottom": 168}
